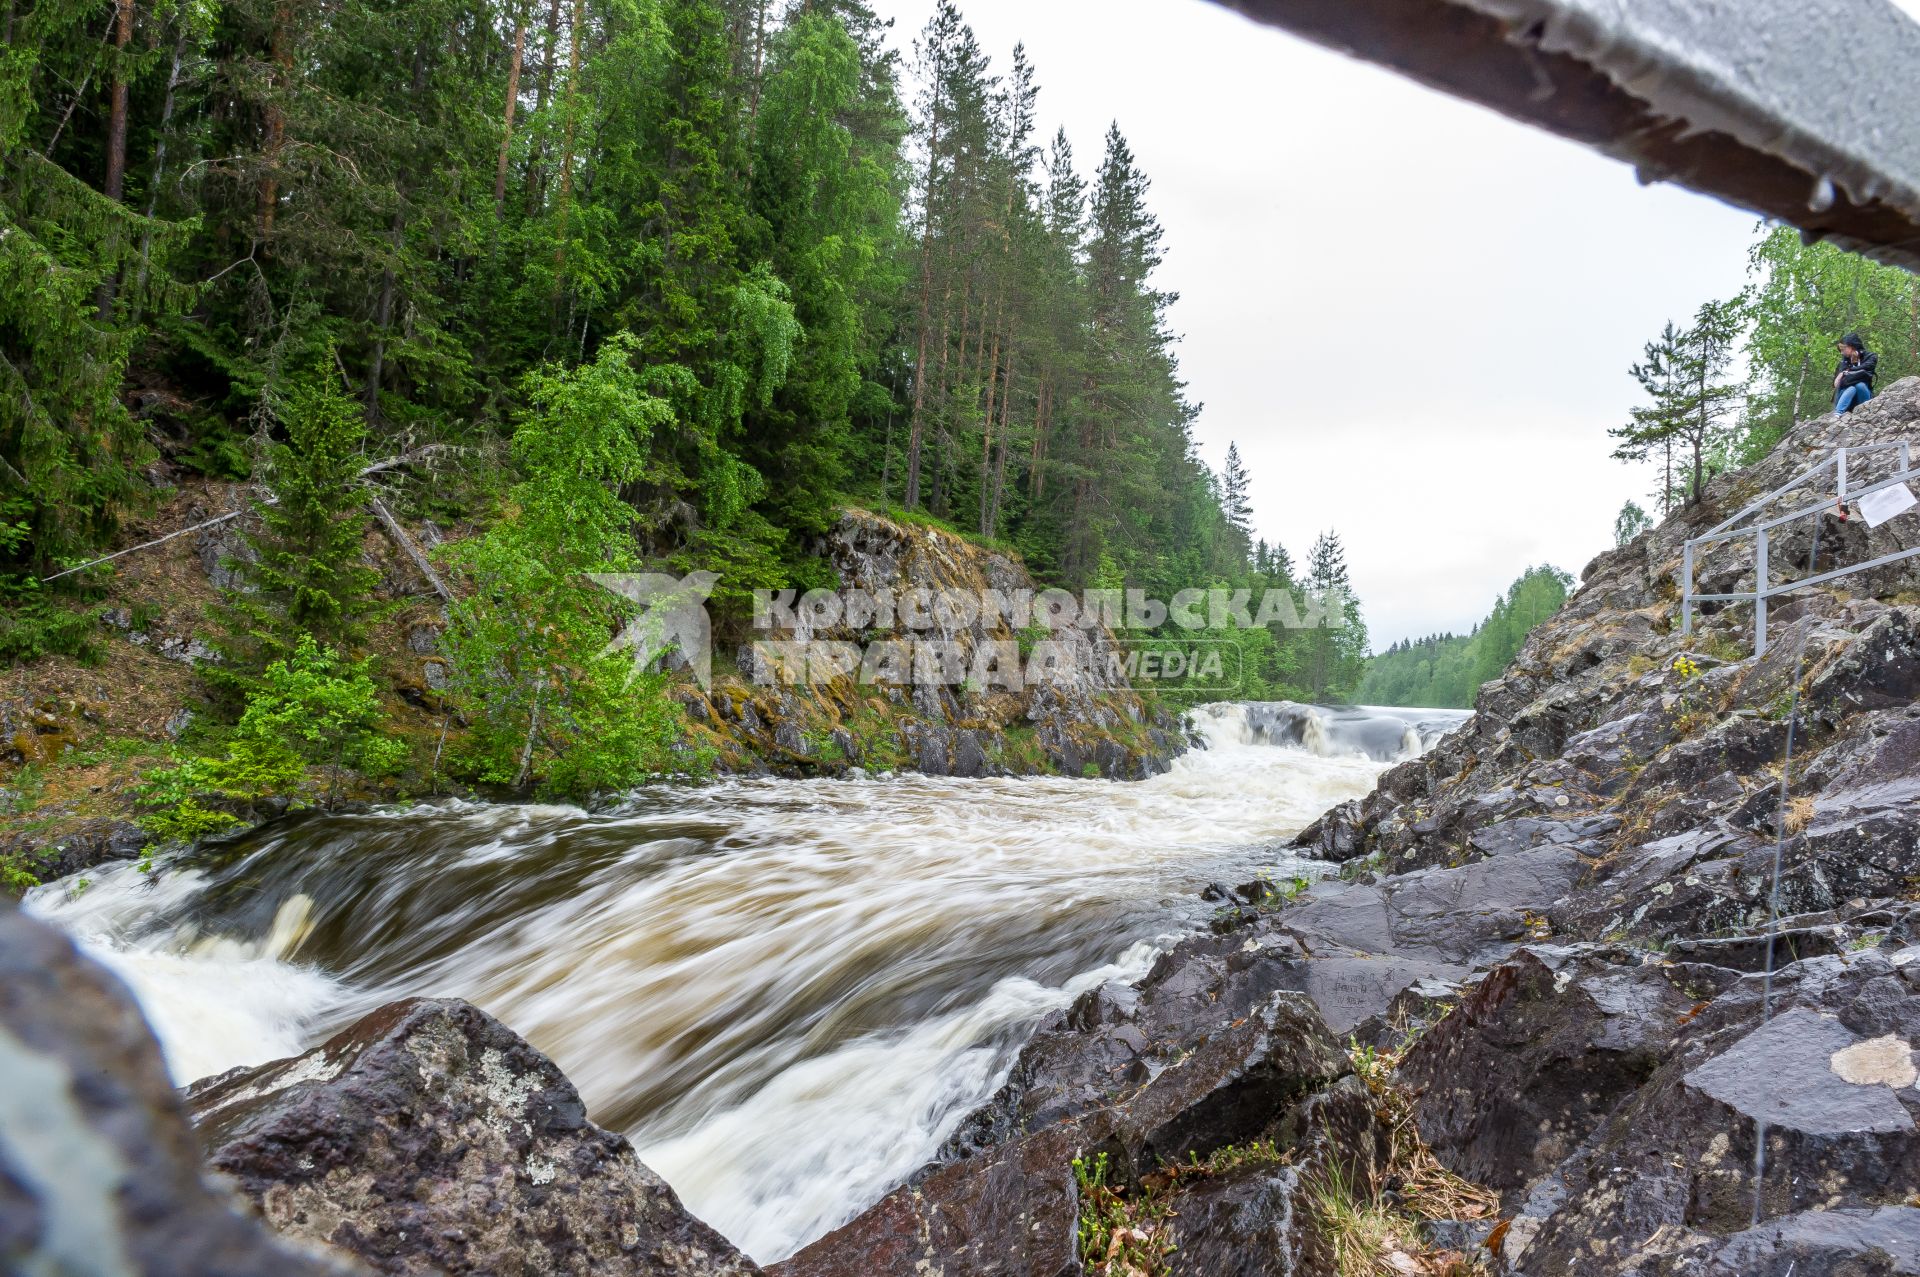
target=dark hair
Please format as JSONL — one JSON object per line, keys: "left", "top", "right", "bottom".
{"left": 1841, "top": 331, "right": 1867, "bottom": 352}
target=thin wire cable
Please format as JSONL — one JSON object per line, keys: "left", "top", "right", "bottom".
{"left": 1751, "top": 510, "right": 1825, "bottom": 1226}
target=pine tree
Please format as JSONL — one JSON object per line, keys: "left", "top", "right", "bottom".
{"left": 1611, "top": 302, "right": 1745, "bottom": 509}
{"left": 1221, "top": 443, "right": 1253, "bottom": 537}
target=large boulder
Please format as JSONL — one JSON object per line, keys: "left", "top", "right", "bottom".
{"left": 1496, "top": 944, "right": 1920, "bottom": 1275}
{"left": 186, "top": 997, "right": 758, "bottom": 1277}
{"left": 1397, "top": 946, "right": 1728, "bottom": 1196}
{"left": 778, "top": 992, "right": 1362, "bottom": 1277}
{"left": 0, "top": 902, "right": 354, "bottom": 1276}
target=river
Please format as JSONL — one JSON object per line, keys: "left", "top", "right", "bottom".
{"left": 24, "top": 700, "right": 1466, "bottom": 1264}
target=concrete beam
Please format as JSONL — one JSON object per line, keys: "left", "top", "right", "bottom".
{"left": 1214, "top": 0, "right": 1920, "bottom": 271}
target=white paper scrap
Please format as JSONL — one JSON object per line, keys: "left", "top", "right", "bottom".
{"left": 1856, "top": 483, "right": 1918, "bottom": 528}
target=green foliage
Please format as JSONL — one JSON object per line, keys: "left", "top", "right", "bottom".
{"left": 1614, "top": 500, "right": 1652, "bottom": 547}
{"left": 1739, "top": 225, "right": 1920, "bottom": 458}
{"left": 0, "top": 0, "right": 1382, "bottom": 789}
{"left": 440, "top": 336, "right": 690, "bottom": 794}
{"left": 1296, "top": 532, "right": 1369, "bottom": 704}
{"left": 1071, "top": 1152, "right": 1173, "bottom": 1277}
{"left": 1610, "top": 299, "right": 1745, "bottom": 513}
{"left": 137, "top": 636, "right": 397, "bottom": 854}
{"left": 213, "top": 358, "right": 383, "bottom": 686}
{"left": 1358, "top": 564, "right": 1571, "bottom": 708}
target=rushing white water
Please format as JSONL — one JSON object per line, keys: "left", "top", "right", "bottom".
{"left": 25, "top": 700, "right": 1464, "bottom": 1263}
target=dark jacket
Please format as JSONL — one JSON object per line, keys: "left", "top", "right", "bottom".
{"left": 1837, "top": 347, "right": 1878, "bottom": 391}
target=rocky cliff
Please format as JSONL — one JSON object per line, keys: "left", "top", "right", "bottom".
{"left": 12, "top": 387, "right": 1920, "bottom": 1276}
{"left": 681, "top": 508, "right": 1183, "bottom": 781}
{"left": 2, "top": 501, "right": 1178, "bottom": 889}
{"left": 773, "top": 379, "right": 1920, "bottom": 1275}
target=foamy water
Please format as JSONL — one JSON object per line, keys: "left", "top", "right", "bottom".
{"left": 26, "top": 701, "right": 1464, "bottom": 1262}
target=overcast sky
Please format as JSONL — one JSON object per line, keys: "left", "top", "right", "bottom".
{"left": 862, "top": 0, "right": 1796, "bottom": 648}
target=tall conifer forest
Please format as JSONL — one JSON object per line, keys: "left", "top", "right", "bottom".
{"left": 2, "top": 0, "right": 1381, "bottom": 814}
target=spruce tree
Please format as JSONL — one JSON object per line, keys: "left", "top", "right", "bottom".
{"left": 214, "top": 361, "right": 381, "bottom": 686}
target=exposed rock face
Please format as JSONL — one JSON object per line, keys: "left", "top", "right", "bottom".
{"left": 0, "top": 900, "right": 355, "bottom": 1276}
{"left": 186, "top": 998, "right": 760, "bottom": 1277}
{"left": 772, "top": 987, "right": 1378, "bottom": 1277}
{"left": 687, "top": 509, "right": 1184, "bottom": 780}
{"left": 783, "top": 381, "right": 1920, "bottom": 1275}
{"left": 1281, "top": 379, "right": 1920, "bottom": 1273}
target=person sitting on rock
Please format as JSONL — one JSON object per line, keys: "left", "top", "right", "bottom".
{"left": 1833, "top": 333, "right": 1878, "bottom": 414}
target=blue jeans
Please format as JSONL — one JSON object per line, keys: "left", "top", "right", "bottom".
{"left": 1836, "top": 382, "right": 1874, "bottom": 414}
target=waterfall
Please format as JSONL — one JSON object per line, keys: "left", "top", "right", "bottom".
{"left": 25, "top": 700, "right": 1464, "bottom": 1264}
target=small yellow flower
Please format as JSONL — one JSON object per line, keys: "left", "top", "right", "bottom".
{"left": 1672, "top": 655, "right": 1700, "bottom": 679}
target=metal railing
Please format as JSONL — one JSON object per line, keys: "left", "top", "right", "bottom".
{"left": 1681, "top": 442, "right": 1920, "bottom": 656}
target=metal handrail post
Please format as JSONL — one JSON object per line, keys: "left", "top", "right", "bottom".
{"left": 1681, "top": 541, "right": 1695, "bottom": 637}
{"left": 1837, "top": 446, "right": 1848, "bottom": 499}
{"left": 1755, "top": 527, "right": 1769, "bottom": 658}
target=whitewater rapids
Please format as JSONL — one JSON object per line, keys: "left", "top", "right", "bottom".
{"left": 25, "top": 701, "right": 1464, "bottom": 1263}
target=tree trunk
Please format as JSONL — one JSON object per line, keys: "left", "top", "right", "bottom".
{"left": 1029, "top": 377, "right": 1050, "bottom": 501}
{"left": 987, "top": 357, "right": 1015, "bottom": 537}
{"left": 258, "top": 0, "right": 293, "bottom": 244}
{"left": 536, "top": 0, "right": 561, "bottom": 110}
{"left": 367, "top": 46, "right": 428, "bottom": 414}
{"left": 93, "top": 0, "right": 135, "bottom": 317}
{"left": 977, "top": 320, "right": 1000, "bottom": 536}
{"left": 493, "top": 17, "right": 526, "bottom": 215}
{"left": 103, "top": 0, "right": 133, "bottom": 201}
{"left": 904, "top": 132, "right": 940, "bottom": 508}
{"left": 132, "top": 19, "right": 189, "bottom": 309}
{"left": 552, "top": 0, "right": 583, "bottom": 287}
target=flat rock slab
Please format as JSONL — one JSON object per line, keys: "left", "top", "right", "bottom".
{"left": 1704, "top": 1205, "right": 1920, "bottom": 1275}
{"left": 1283, "top": 844, "right": 1586, "bottom": 966}
{"left": 1684, "top": 1007, "right": 1916, "bottom": 1137}
{"left": 1295, "top": 952, "right": 1469, "bottom": 1036}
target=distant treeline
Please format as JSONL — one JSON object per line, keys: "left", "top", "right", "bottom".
{"left": 1356, "top": 565, "right": 1571, "bottom": 709}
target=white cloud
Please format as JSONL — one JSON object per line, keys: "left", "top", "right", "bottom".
{"left": 867, "top": 0, "right": 1760, "bottom": 647}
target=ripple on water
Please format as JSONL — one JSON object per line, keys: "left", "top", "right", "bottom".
{"left": 25, "top": 701, "right": 1464, "bottom": 1263}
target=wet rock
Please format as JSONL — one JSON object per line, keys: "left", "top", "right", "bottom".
{"left": 788, "top": 1001, "right": 1362, "bottom": 1277}
{"left": 1160, "top": 1079, "right": 1388, "bottom": 1277}
{"left": 1506, "top": 946, "right": 1920, "bottom": 1273}
{"left": 1160, "top": 1161, "right": 1326, "bottom": 1277}
{"left": 771, "top": 1118, "right": 1085, "bottom": 1277}
{"left": 1094, "top": 991, "right": 1347, "bottom": 1183}
{"left": 1294, "top": 951, "right": 1470, "bottom": 1037}
{"left": 1807, "top": 607, "right": 1920, "bottom": 718}
{"left": 951, "top": 729, "right": 988, "bottom": 778}
{"left": 1, "top": 819, "right": 147, "bottom": 884}
{"left": 1399, "top": 947, "right": 1716, "bottom": 1196}
{"left": 910, "top": 725, "right": 951, "bottom": 776}
{"left": 0, "top": 902, "right": 354, "bottom": 1276}
{"left": 186, "top": 997, "right": 758, "bottom": 1277}
{"left": 1281, "top": 843, "right": 1590, "bottom": 967}
{"left": 1640, "top": 1206, "right": 1920, "bottom": 1276}
{"left": 1684, "top": 1007, "right": 1913, "bottom": 1137}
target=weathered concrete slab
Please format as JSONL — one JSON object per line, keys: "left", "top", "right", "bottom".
{"left": 1215, "top": 0, "right": 1920, "bottom": 271}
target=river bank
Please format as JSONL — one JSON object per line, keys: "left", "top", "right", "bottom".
{"left": 11, "top": 387, "right": 1920, "bottom": 1277}
{"left": 0, "top": 501, "right": 1188, "bottom": 893}
{"left": 25, "top": 700, "right": 1458, "bottom": 1264}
